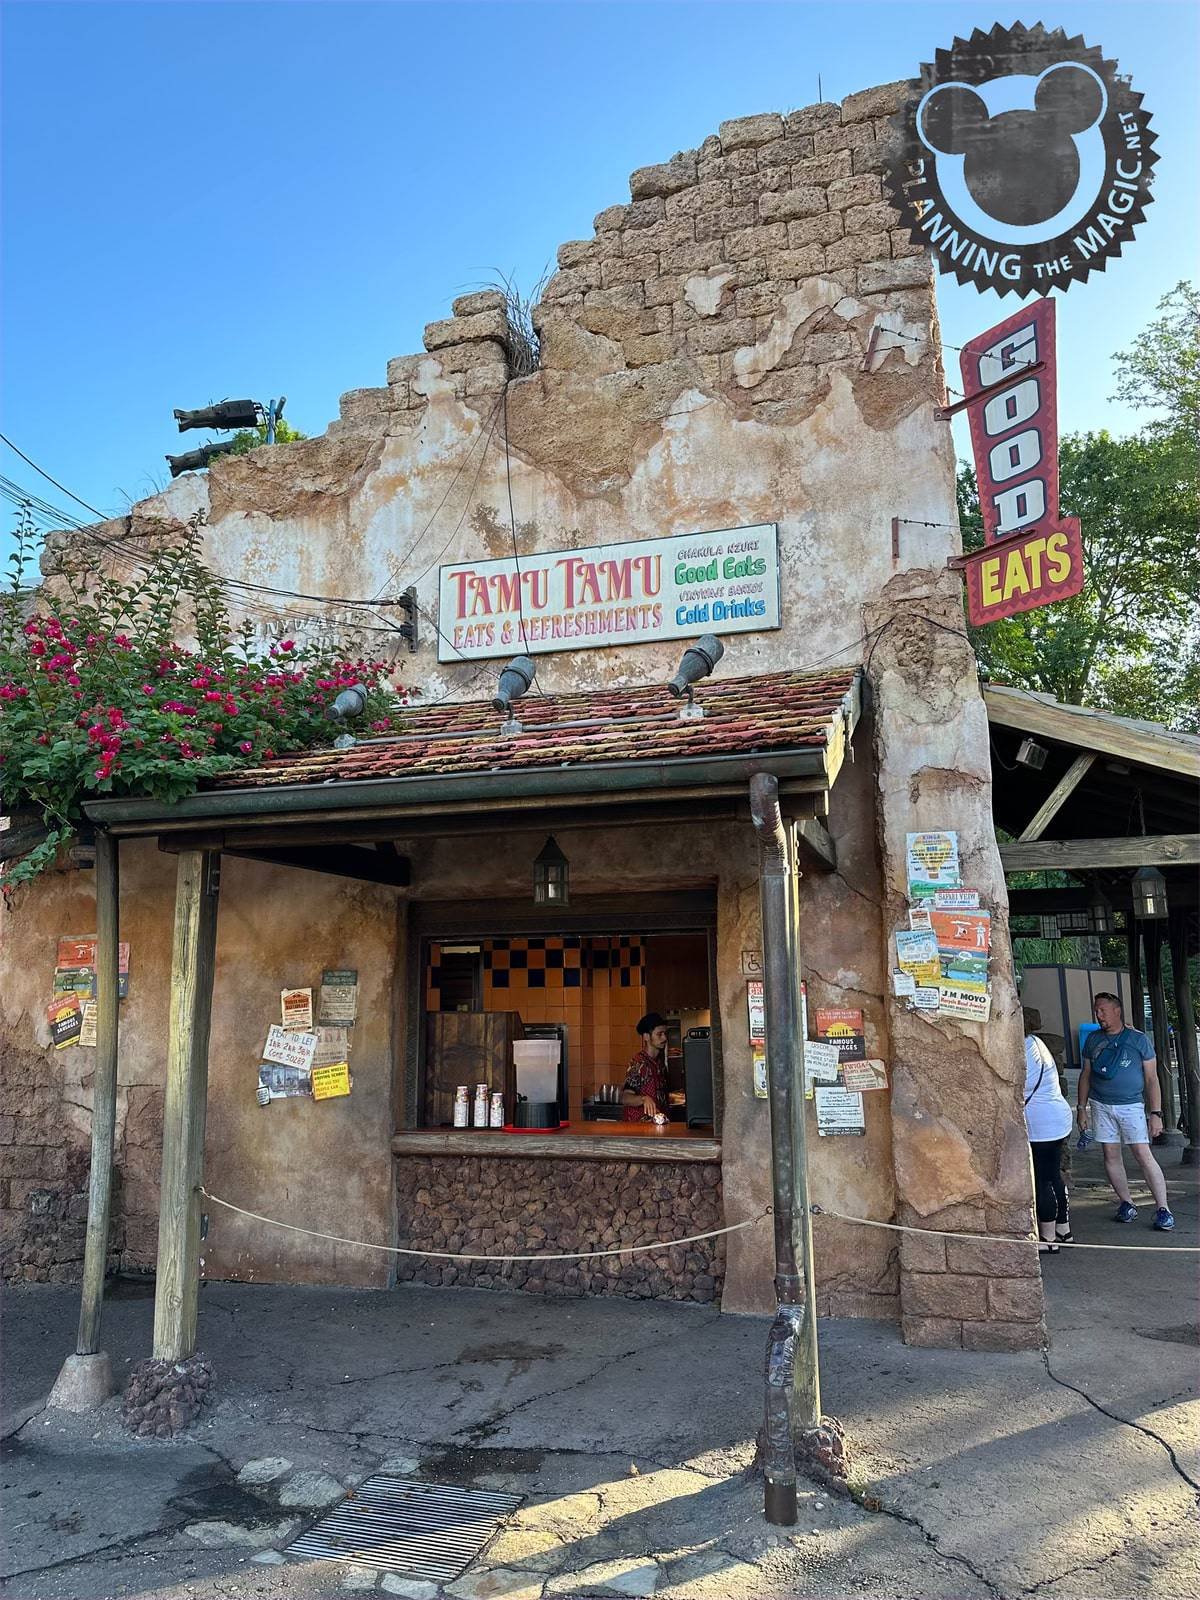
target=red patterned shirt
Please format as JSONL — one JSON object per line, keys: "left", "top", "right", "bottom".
{"left": 622, "top": 1049, "right": 669, "bottom": 1117}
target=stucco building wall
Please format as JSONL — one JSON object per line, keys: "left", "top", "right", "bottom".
{"left": 2, "top": 81, "right": 1040, "bottom": 1345}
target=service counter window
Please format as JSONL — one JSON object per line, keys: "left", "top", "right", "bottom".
{"left": 421, "top": 931, "right": 715, "bottom": 1135}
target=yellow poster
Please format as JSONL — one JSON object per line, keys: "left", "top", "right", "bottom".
{"left": 311, "top": 1062, "right": 351, "bottom": 1101}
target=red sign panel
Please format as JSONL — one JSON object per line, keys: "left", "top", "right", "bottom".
{"left": 961, "top": 517, "right": 1085, "bottom": 626}
{"left": 956, "top": 299, "right": 1084, "bottom": 626}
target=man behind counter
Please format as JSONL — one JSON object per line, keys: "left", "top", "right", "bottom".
{"left": 621, "top": 1012, "right": 670, "bottom": 1122}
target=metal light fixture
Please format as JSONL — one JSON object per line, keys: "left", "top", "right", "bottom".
{"left": 1015, "top": 738, "right": 1048, "bottom": 771}
{"left": 1088, "top": 884, "right": 1113, "bottom": 934}
{"left": 174, "top": 400, "right": 262, "bottom": 433}
{"left": 328, "top": 686, "right": 368, "bottom": 749}
{"left": 667, "top": 634, "right": 725, "bottom": 720}
{"left": 533, "top": 836, "right": 569, "bottom": 906}
{"left": 493, "top": 655, "right": 535, "bottom": 733}
{"left": 165, "top": 439, "right": 240, "bottom": 478}
{"left": 1131, "top": 865, "right": 1169, "bottom": 921}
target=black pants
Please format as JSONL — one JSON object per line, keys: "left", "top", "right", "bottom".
{"left": 1030, "top": 1138, "right": 1070, "bottom": 1226}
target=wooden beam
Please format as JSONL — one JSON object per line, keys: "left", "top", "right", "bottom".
{"left": 1018, "top": 753, "right": 1096, "bottom": 842}
{"left": 224, "top": 844, "right": 412, "bottom": 887}
{"left": 0, "top": 821, "right": 50, "bottom": 864}
{"left": 76, "top": 832, "right": 119, "bottom": 1356}
{"left": 986, "top": 686, "right": 1200, "bottom": 779}
{"left": 153, "top": 850, "right": 220, "bottom": 1363}
{"left": 793, "top": 817, "right": 837, "bottom": 874}
{"left": 999, "top": 835, "right": 1200, "bottom": 872}
{"left": 1169, "top": 915, "right": 1200, "bottom": 1157}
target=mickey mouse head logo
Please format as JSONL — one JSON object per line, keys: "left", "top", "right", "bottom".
{"left": 919, "top": 64, "right": 1107, "bottom": 227}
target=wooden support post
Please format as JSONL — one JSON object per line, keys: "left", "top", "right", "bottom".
{"left": 1017, "top": 753, "right": 1096, "bottom": 842}
{"left": 77, "top": 833, "right": 120, "bottom": 1355}
{"left": 1126, "top": 924, "right": 1144, "bottom": 1034}
{"left": 1142, "top": 927, "right": 1178, "bottom": 1143}
{"left": 153, "top": 850, "right": 220, "bottom": 1362}
{"left": 1168, "top": 915, "right": 1200, "bottom": 1166}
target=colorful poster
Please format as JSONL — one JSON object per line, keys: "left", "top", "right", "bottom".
{"left": 318, "top": 970, "right": 359, "bottom": 1027}
{"left": 752, "top": 1047, "right": 768, "bottom": 1099}
{"left": 814, "top": 1006, "right": 866, "bottom": 1062}
{"left": 46, "top": 993, "right": 83, "bottom": 1049}
{"left": 895, "top": 928, "right": 941, "bottom": 986}
{"left": 258, "top": 1062, "right": 312, "bottom": 1100}
{"left": 930, "top": 909, "right": 992, "bottom": 957}
{"left": 311, "top": 1062, "right": 351, "bottom": 1101}
{"left": 841, "top": 1059, "right": 888, "bottom": 1093}
{"left": 262, "top": 1025, "right": 319, "bottom": 1070}
{"left": 747, "top": 980, "right": 765, "bottom": 1045}
{"left": 53, "top": 968, "right": 96, "bottom": 996}
{"left": 281, "top": 987, "right": 314, "bottom": 1031}
{"left": 905, "top": 832, "right": 961, "bottom": 898}
{"left": 814, "top": 1085, "right": 866, "bottom": 1136}
{"left": 55, "top": 937, "right": 130, "bottom": 998}
{"left": 938, "top": 983, "right": 992, "bottom": 1023}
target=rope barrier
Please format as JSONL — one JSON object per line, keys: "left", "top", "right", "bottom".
{"left": 199, "top": 1187, "right": 769, "bottom": 1263}
{"left": 809, "top": 1204, "right": 1199, "bottom": 1252}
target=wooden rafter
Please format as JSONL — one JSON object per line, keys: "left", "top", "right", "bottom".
{"left": 1018, "top": 753, "right": 1096, "bottom": 842}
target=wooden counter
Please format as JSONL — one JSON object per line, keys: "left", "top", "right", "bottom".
{"left": 391, "top": 1122, "right": 720, "bottom": 1163}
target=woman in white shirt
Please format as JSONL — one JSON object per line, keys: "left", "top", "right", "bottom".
{"left": 1023, "top": 1006, "right": 1074, "bottom": 1253}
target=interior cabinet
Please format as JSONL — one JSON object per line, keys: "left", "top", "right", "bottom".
{"left": 424, "top": 1011, "right": 524, "bottom": 1126}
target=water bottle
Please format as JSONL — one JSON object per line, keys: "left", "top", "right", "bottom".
{"left": 1076, "top": 1125, "right": 1092, "bottom": 1152}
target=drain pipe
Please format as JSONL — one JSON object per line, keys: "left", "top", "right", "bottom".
{"left": 750, "top": 772, "right": 822, "bottom": 1525}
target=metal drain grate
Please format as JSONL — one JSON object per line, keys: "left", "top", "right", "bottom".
{"left": 285, "top": 1475, "right": 523, "bottom": 1580}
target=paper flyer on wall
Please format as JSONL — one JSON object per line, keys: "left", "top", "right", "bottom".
{"left": 913, "top": 986, "right": 940, "bottom": 1011}
{"left": 905, "top": 832, "right": 961, "bottom": 898}
{"left": 311, "top": 1062, "right": 352, "bottom": 1100}
{"left": 46, "top": 993, "right": 83, "bottom": 1049}
{"left": 937, "top": 983, "right": 992, "bottom": 1022}
{"left": 752, "top": 1047, "right": 768, "bottom": 1099}
{"left": 258, "top": 1062, "right": 312, "bottom": 1100}
{"left": 891, "top": 971, "right": 916, "bottom": 997}
{"left": 932, "top": 888, "right": 981, "bottom": 910}
{"left": 747, "top": 980, "right": 765, "bottom": 1045}
{"left": 55, "top": 937, "right": 131, "bottom": 998}
{"left": 814, "top": 1007, "right": 866, "bottom": 1061}
{"left": 313, "top": 1026, "right": 352, "bottom": 1068}
{"left": 895, "top": 928, "right": 940, "bottom": 987}
{"left": 814, "top": 1085, "right": 866, "bottom": 1136}
{"left": 79, "top": 1001, "right": 98, "bottom": 1048}
{"left": 318, "top": 970, "right": 359, "bottom": 1027}
{"left": 908, "top": 906, "right": 933, "bottom": 931}
{"left": 262, "top": 1025, "right": 319, "bottom": 1070}
{"left": 804, "top": 1040, "right": 841, "bottom": 1098}
{"left": 281, "top": 987, "right": 314, "bottom": 1031}
{"left": 841, "top": 1059, "right": 888, "bottom": 1092}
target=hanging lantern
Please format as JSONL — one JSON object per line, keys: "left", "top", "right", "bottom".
{"left": 533, "top": 836, "right": 569, "bottom": 906}
{"left": 1088, "top": 887, "right": 1113, "bottom": 934}
{"left": 1131, "top": 866, "right": 1168, "bottom": 920}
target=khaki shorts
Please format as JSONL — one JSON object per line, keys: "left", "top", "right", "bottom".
{"left": 1091, "top": 1101, "right": 1149, "bottom": 1145}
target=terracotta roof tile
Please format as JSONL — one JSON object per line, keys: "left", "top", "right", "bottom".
{"left": 210, "top": 666, "right": 859, "bottom": 792}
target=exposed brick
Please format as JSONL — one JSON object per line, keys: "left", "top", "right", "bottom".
{"left": 697, "top": 147, "right": 759, "bottom": 179}
{"left": 695, "top": 204, "right": 756, "bottom": 242}
{"left": 757, "top": 135, "right": 816, "bottom": 169}
{"left": 665, "top": 179, "right": 732, "bottom": 220}
{"left": 386, "top": 353, "right": 425, "bottom": 384}
{"left": 890, "top": 229, "right": 925, "bottom": 260}
{"left": 542, "top": 264, "right": 603, "bottom": 300}
{"left": 853, "top": 141, "right": 889, "bottom": 176}
{"left": 804, "top": 331, "right": 855, "bottom": 363}
{"left": 829, "top": 1290, "right": 900, "bottom": 1320}
{"left": 600, "top": 254, "right": 659, "bottom": 288}
{"left": 900, "top": 1271, "right": 987, "bottom": 1319}
{"left": 785, "top": 102, "right": 840, "bottom": 135}
{"left": 0, "top": 1148, "right": 42, "bottom": 1179}
{"left": 451, "top": 288, "right": 507, "bottom": 318}
{"left": 556, "top": 239, "right": 599, "bottom": 269}
{"left": 857, "top": 257, "right": 931, "bottom": 294}
{"left": 900, "top": 1232, "right": 948, "bottom": 1272}
{"left": 845, "top": 201, "right": 900, "bottom": 236}
{"left": 731, "top": 168, "right": 789, "bottom": 204}
{"left": 629, "top": 152, "right": 698, "bottom": 199}
{"left": 724, "top": 223, "right": 788, "bottom": 262}
{"left": 338, "top": 387, "right": 389, "bottom": 422}
{"left": 760, "top": 187, "right": 827, "bottom": 223}
{"left": 767, "top": 246, "right": 826, "bottom": 279}
{"left": 644, "top": 274, "right": 687, "bottom": 307}
{"left": 841, "top": 81, "right": 910, "bottom": 123}
{"left": 812, "top": 122, "right": 880, "bottom": 157}
{"left": 824, "top": 232, "right": 892, "bottom": 270}
{"left": 464, "top": 362, "right": 509, "bottom": 397}
{"left": 735, "top": 281, "right": 795, "bottom": 317}
{"left": 659, "top": 239, "right": 731, "bottom": 274}
{"left": 619, "top": 218, "right": 696, "bottom": 255}
{"left": 637, "top": 305, "right": 672, "bottom": 335}
{"left": 623, "top": 333, "right": 674, "bottom": 368}
{"left": 987, "top": 1277, "right": 1045, "bottom": 1321}
{"left": 719, "top": 113, "right": 784, "bottom": 150}
{"left": 962, "top": 1320, "right": 1045, "bottom": 1353}
{"left": 787, "top": 213, "right": 844, "bottom": 247}
{"left": 946, "top": 1238, "right": 1040, "bottom": 1278}
{"left": 902, "top": 1315, "right": 962, "bottom": 1349}
{"left": 829, "top": 174, "right": 883, "bottom": 210}
{"left": 423, "top": 309, "right": 508, "bottom": 351}
{"left": 792, "top": 151, "right": 854, "bottom": 185}
{"left": 623, "top": 197, "right": 667, "bottom": 230}
{"left": 594, "top": 204, "right": 629, "bottom": 232}
{"left": 685, "top": 318, "right": 757, "bottom": 356}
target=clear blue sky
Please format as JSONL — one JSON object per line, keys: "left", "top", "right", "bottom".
{"left": 2, "top": 1, "right": 1196, "bottom": 568}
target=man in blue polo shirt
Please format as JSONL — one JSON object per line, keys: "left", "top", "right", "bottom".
{"left": 1078, "top": 992, "right": 1174, "bottom": 1230}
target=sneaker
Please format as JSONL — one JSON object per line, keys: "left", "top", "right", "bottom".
{"left": 1114, "top": 1201, "right": 1138, "bottom": 1223}
{"left": 1152, "top": 1208, "right": 1175, "bottom": 1231}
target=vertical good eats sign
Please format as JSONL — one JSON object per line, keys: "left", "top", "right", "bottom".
{"left": 438, "top": 524, "right": 780, "bottom": 662}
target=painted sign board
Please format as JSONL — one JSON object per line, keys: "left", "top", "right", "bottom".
{"left": 437, "top": 524, "right": 780, "bottom": 661}
{"left": 961, "top": 517, "right": 1084, "bottom": 626}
